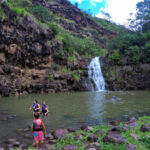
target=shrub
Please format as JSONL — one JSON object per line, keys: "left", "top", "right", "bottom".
{"left": 62, "top": 67, "right": 70, "bottom": 74}
{"left": 12, "top": 7, "right": 27, "bottom": 15}
{"left": 68, "top": 56, "right": 76, "bottom": 63}
{"left": 72, "top": 71, "right": 80, "bottom": 81}
{"left": 54, "top": 51, "right": 65, "bottom": 60}
{"left": 108, "top": 50, "right": 122, "bottom": 65}
{"left": 30, "top": 5, "right": 53, "bottom": 22}
{"left": 49, "top": 23, "right": 59, "bottom": 37}
{"left": 7, "top": 0, "right": 32, "bottom": 10}
{"left": 56, "top": 30, "right": 103, "bottom": 57}
{"left": 0, "top": 6, "right": 6, "bottom": 18}
{"left": 48, "top": 74, "right": 53, "bottom": 81}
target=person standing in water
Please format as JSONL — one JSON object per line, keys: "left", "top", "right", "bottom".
{"left": 31, "top": 112, "right": 46, "bottom": 149}
{"left": 30, "top": 100, "right": 41, "bottom": 113}
{"left": 41, "top": 101, "right": 49, "bottom": 116}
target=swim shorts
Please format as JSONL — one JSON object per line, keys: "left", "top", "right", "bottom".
{"left": 33, "top": 131, "right": 44, "bottom": 141}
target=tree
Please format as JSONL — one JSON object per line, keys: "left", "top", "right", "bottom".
{"left": 75, "top": 2, "right": 78, "bottom": 7}
{"left": 129, "top": 0, "right": 150, "bottom": 31}
{"left": 136, "top": 0, "right": 150, "bottom": 24}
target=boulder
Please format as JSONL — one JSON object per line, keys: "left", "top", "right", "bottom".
{"left": 80, "top": 125, "right": 88, "bottom": 130}
{"left": 61, "top": 145, "right": 77, "bottom": 150}
{"left": 103, "top": 131, "right": 128, "bottom": 144}
{"left": 109, "top": 126, "right": 128, "bottom": 132}
{"left": 87, "top": 148, "right": 97, "bottom": 150}
{"left": 45, "top": 133, "right": 54, "bottom": 140}
{"left": 48, "top": 139, "right": 56, "bottom": 144}
{"left": 52, "top": 129, "right": 69, "bottom": 139}
{"left": 86, "top": 126, "right": 94, "bottom": 132}
{"left": 24, "top": 133, "right": 32, "bottom": 139}
{"left": 127, "top": 144, "right": 136, "bottom": 150}
{"left": 74, "top": 134, "right": 83, "bottom": 140}
{"left": 6, "top": 144, "right": 13, "bottom": 148}
{"left": 86, "top": 143, "right": 101, "bottom": 150}
{"left": 68, "top": 128, "right": 78, "bottom": 132}
{"left": 129, "top": 134, "right": 139, "bottom": 141}
{"left": 141, "top": 124, "right": 150, "bottom": 132}
{"left": 110, "top": 120, "right": 119, "bottom": 126}
{"left": 20, "top": 144, "right": 28, "bottom": 149}
{"left": 88, "top": 134, "right": 98, "bottom": 142}
{"left": 0, "top": 85, "right": 9, "bottom": 96}
{"left": 6, "top": 138, "right": 20, "bottom": 147}
{"left": 128, "top": 117, "right": 137, "bottom": 123}
{"left": 94, "top": 129, "right": 103, "bottom": 135}
{"left": 7, "top": 139, "right": 17, "bottom": 144}
{"left": 24, "top": 127, "right": 31, "bottom": 132}
{"left": 124, "top": 122, "right": 138, "bottom": 129}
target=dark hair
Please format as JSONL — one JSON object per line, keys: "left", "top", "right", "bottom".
{"left": 34, "top": 99, "right": 38, "bottom": 103}
{"left": 34, "top": 112, "right": 40, "bottom": 119}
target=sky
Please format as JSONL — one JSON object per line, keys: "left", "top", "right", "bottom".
{"left": 68, "top": 0, "right": 143, "bottom": 26}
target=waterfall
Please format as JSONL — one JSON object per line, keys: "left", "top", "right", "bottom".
{"left": 87, "top": 57, "right": 105, "bottom": 91}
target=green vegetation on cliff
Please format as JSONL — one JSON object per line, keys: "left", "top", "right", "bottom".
{"left": 1, "top": 0, "right": 107, "bottom": 58}
{"left": 1, "top": 0, "right": 150, "bottom": 64}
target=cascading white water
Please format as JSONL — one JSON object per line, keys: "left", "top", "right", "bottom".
{"left": 87, "top": 57, "right": 105, "bottom": 91}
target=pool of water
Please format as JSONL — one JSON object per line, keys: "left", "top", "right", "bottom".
{"left": 0, "top": 91, "right": 150, "bottom": 143}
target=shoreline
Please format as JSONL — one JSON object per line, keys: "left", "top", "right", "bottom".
{"left": 1, "top": 114, "right": 150, "bottom": 150}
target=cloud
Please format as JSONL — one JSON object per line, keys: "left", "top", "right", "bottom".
{"left": 68, "top": 0, "right": 143, "bottom": 25}
{"left": 98, "top": 0, "right": 143, "bottom": 25}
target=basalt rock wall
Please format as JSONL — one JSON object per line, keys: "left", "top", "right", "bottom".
{"left": 0, "top": 5, "right": 90, "bottom": 97}
{"left": 102, "top": 58, "right": 150, "bottom": 90}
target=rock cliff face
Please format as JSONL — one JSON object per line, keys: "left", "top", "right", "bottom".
{"left": 0, "top": 3, "right": 91, "bottom": 96}
{"left": 102, "top": 58, "right": 150, "bottom": 90}
{"left": 31, "top": 0, "right": 116, "bottom": 47}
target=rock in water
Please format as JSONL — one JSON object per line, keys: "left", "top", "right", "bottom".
{"left": 45, "top": 133, "right": 54, "bottom": 140}
{"left": 110, "top": 120, "right": 119, "bottom": 126}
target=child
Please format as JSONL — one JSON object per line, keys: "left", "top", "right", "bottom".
{"left": 41, "top": 101, "right": 49, "bottom": 116}
{"left": 31, "top": 112, "right": 46, "bottom": 148}
{"left": 30, "top": 100, "right": 41, "bottom": 113}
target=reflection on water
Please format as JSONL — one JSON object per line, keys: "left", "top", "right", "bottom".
{"left": 87, "top": 92, "right": 106, "bottom": 121}
{"left": 0, "top": 91, "right": 150, "bottom": 142}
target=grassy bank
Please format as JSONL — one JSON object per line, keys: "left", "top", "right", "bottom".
{"left": 11, "top": 116, "right": 150, "bottom": 150}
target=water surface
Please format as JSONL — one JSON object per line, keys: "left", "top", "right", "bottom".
{"left": 0, "top": 91, "right": 150, "bottom": 142}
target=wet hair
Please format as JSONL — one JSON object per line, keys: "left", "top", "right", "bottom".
{"left": 34, "top": 112, "right": 40, "bottom": 119}
{"left": 34, "top": 99, "right": 38, "bottom": 103}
